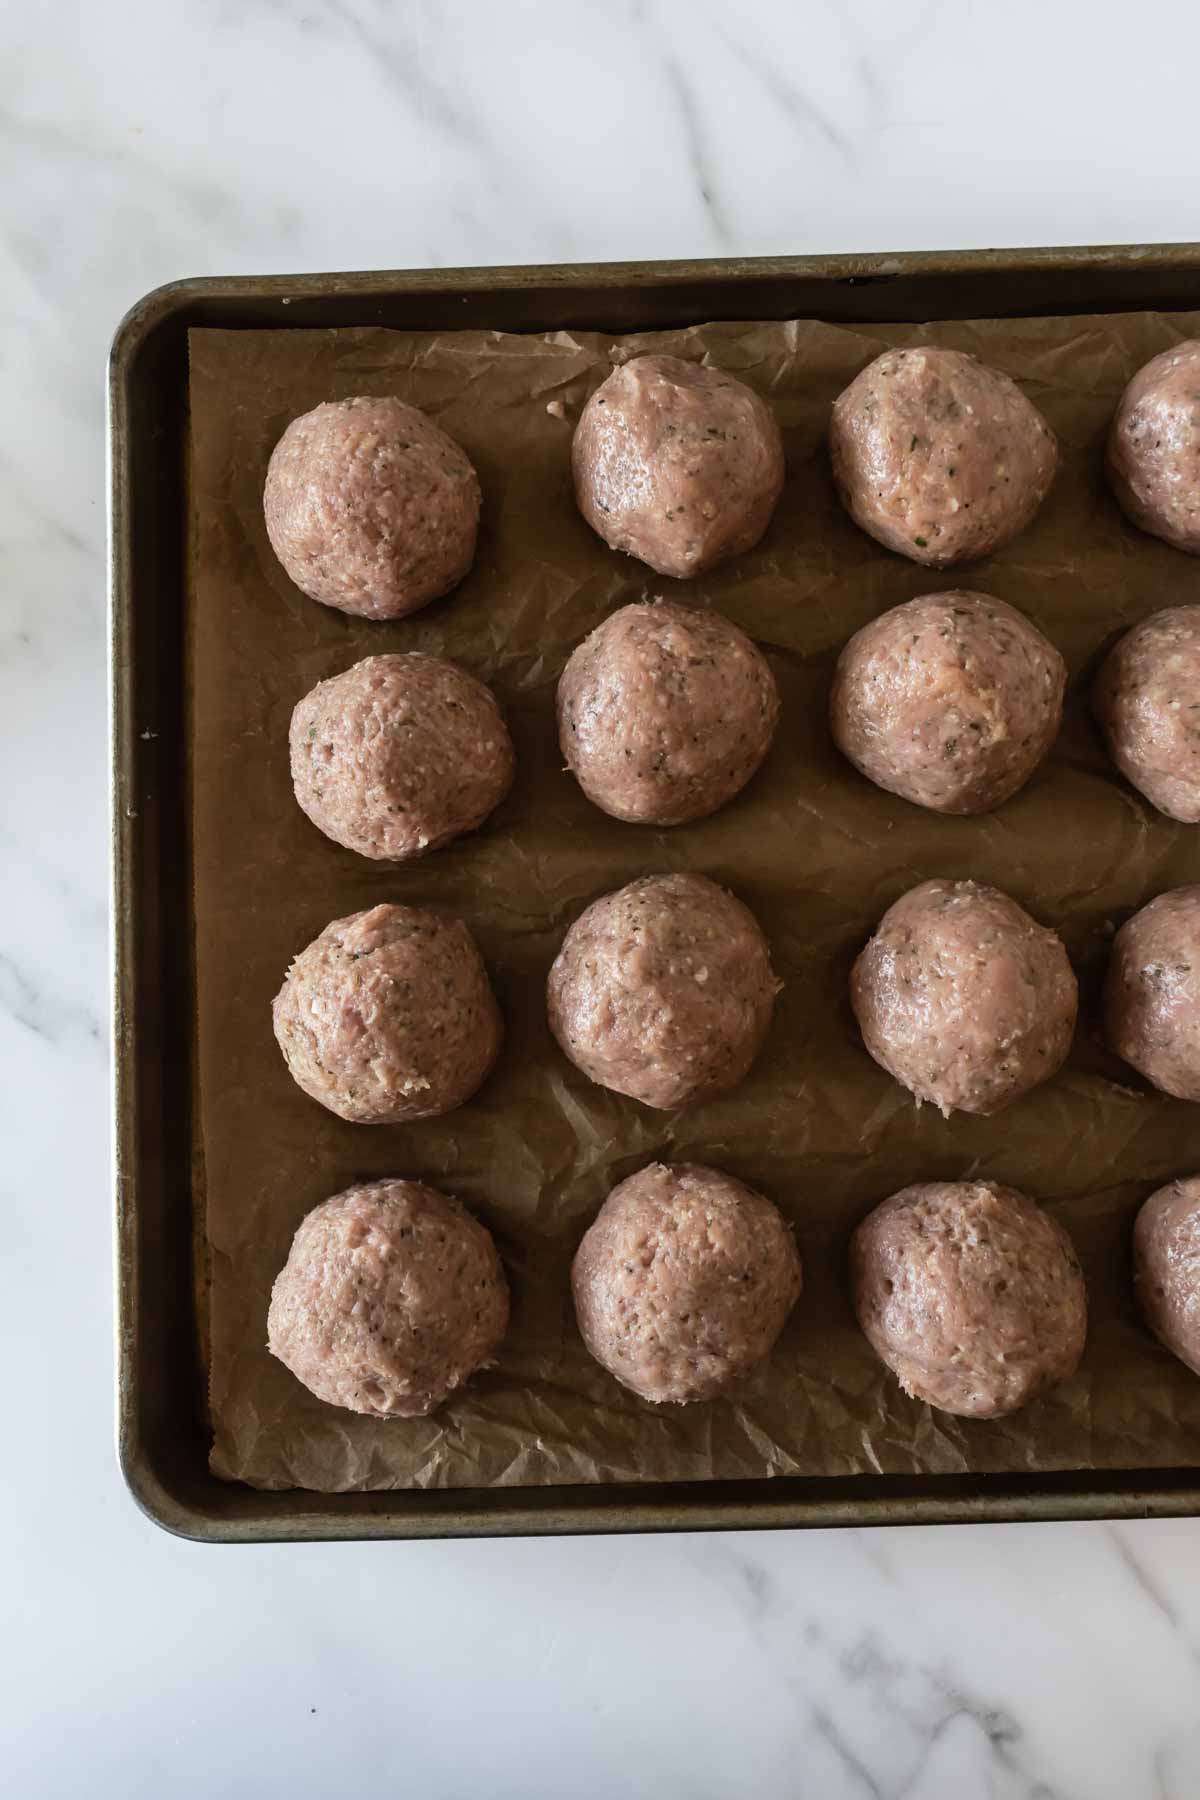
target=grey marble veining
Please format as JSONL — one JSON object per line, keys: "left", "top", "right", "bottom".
{"left": 3, "top": 1, "right": 1200, "bottom": 1795}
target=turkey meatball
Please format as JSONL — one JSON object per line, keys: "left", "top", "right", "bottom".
{"left": 547, "top": 873, "right": 779, "bottom": 1110}
{"left": 557, "top": 600, "right": 779, "bottom": 825}
{"left": 851, "top": 1180, "right": 1086, "bottom": 1419}
{"left": 263, "top": 396, "right": 481, "bottom": 619}
{"left": 1094, "top": 606, "right": 1200, "bottom": 822}
{"left": 831, "top": 591, "right": 1065, "bottom": 813}
{"left": 572, "top": 355, "right": 784, "bottom": 578}
{"left": 267, "top": 1180, "right": 508, "bottom": 1417}
{"left": 273, "top": 903, "right": 502, "bottom": 1123}
{"left": 1134, "top": 1176, "right": 1200, "bottom": 1377}
{"left": 290, "top": 653, "right": 514, "bottom": 860}
{"left": 1106, "top": 886, "right": 1200, "bottom": 1101}
{"left": 1107, "top": 341, "right": 1200, "bottom": 554}
{"left": 851, "top": 879, "right": 1077, "bottom": 1116}
{"left": 571, "top": 1162, "right": 801, "bottom": 1403}
{"left": 830, "top": 347, "right": 1058, "bottom": 566}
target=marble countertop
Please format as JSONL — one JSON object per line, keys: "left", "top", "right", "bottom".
{"left": 5, "top": 1, "right": 1200, "bottom": 1794}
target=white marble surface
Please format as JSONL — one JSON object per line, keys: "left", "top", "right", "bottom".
{"left": 4, "top": 1, "right": 1200, "bottom": 1794}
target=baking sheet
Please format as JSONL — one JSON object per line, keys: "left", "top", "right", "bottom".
{"left": 190, "top": 308, "right": 1200, "bottom": 1493}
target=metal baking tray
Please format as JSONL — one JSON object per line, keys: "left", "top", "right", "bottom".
{"left": 111, "top": 245, "right": 1200, "bottom": 1542}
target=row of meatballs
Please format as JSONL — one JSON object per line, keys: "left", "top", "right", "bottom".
{"left": 272, "top": 338, "right": 1200, "bottom": 840}
{"left": 272, "top": 872, "right": 1200, "bottom": 1128}
{"left": 290, "top": 589, "right": 1200, "bottom": 875}
{"left": 268, "top": 1164, "right": 1200, "bottom": 1428}
{"left": 267, "top": 872, "right": 1200, "bottom": 1426}
{"left": 264, "top": 339, "right": 1200, "bottom": 624}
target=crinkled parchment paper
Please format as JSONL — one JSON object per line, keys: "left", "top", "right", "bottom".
{"left": 189, "top": 307, "right": 1200, "bottom": 1492}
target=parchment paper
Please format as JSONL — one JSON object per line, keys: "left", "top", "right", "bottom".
{"left": 190, "top": 307, "right": 1200, "bottom": 1493}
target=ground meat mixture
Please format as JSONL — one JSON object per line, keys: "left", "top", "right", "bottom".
{"left": 557, "top": 600, "right": 779, "bottom": 824}
{"left": 1106, "top": 886, "right": 1200, "bottom": 1101}
{"left": 572, "top": 354, "right": 784, "bottom": 578}
{"left": 1094, "top": 605, "right": 1200, "bottom": 821}
{"left": 268, "top": 1180, "right": 509, "bottom": 1416}
{"left": 830, "top": 347, "right": 1058, "bottom": 566}
{"left": 851, "top": 1180, "right": 1086, "bottom": 1419}
{"left": 831, "top": 590, "right": 1065, "bottom": 813}
{"left": 290, "top": 652, "right": 514, "bottom": 859}
{"left": 272, "top": 903, "right": 502, "bottom": 1123}
{"left": 1134, "top": 1176, "right": 1200, "bottom": 1377}
{"left": 851, "top": 879, "right": 1077, "bottom": 1116}
{"left": 263, "top": 396, "right": 481, "bottom": 618}
{"left": 546, "top": 872, "right": 780, "bottom": 1110}
{"left": 1107, "top": 340, "right": 1200, "bottom": 555}
{"left": 571, "top": 1162, "right": 802, "bottom": 1403}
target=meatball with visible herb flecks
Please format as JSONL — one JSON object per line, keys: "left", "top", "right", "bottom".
{"left": 572, "top": 355, "right": 784, "bottom": 578}
{"left": 290, "top": 653, "right": 514, "bottom": 860}
{"left": 831, "top": 591, "right": 1065, "bottom": 814}
{"left": 268, "top": 1180, "right": 509, "bottom": 1417}
{"left": 851, "top": 1180, "right": 1086, "bottom": 1419}
{"left": 1107, "top": 341, "right": 1200, "bottom": 554}
{"left": 547, "top": 873, "right": 780, "bottom": 1111}
{"left": 272, "top": 903, "right": 502, "bottom": 1123}
{"left": 557, "top": 600, "right": 778, "bottom": 825}
{"left": 1094, "top": 606, "right": 1200, "bottom": 821}
{"left": 851, "top": 879, "right": 1077, "bottom": 1117}
{"left": 1106, "top": 886, "right": 1200, "bottom": 1101}
{"left": 264, "top": 396, "right": 481, "bottom": 619}
{"left": 572, "top": 1162, "right": 802, "bottom": 1404}
{"left": 1134, "top": 1177, "right": 1200, "bottom": 1377}
{"left": 830, "top": 347, "right": 1058, "bottom": 565}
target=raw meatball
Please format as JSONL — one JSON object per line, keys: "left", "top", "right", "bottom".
{"left": 572, "top": 354, "right": 784, "bottom": 579}
{"left": 263, "top": 396, "right": 481, "bottom": 619}
{"left": 1106, "top": 886, "right": 1200, "bottom": 1100}
{"left": 571, "top": 1162, "right": 802, "bottom": 1403}
{"left": 830, "top": 347, "right": 1059, "bottom": 566}
{"left": 273, "top": 903, "right": 501, "bottom": 1123}
{"left": 1134, "top": 1176, "right": 1200, "bottom": 1376}
{"left": 831, "top": 591, "right": 1065, "bottom": 814}
{"left": 1094, "top": 606, "right": 1200, "bottom": 821}
{"left": 290, "top": 653, "right": 514, "bottom": 860}
{"left": 557, "top": 600, "right": 779, "bottom": 825}
{"left": 267, "top": 1180, "right": 508, "bottom": 1417}
{"left": 851, "top": 1180, "right": 1086, "bottom": 1419}
{"left": 1107, "top": 341, "right": 1200, "bottom": 554}
{"left": 547, "top": 872, "right": 779, "bottom": 1110}
{"left": 851, "top": 879, "right": 1077, "bottom": 1116}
